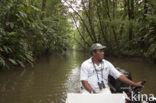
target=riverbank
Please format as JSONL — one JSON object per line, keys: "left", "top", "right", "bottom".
{"left": 70, "top": 49, "right": 156, "bottom": 63}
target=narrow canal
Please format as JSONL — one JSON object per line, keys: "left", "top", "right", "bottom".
{"left": 0, "top": 51, "right": 156, "bottom": 103}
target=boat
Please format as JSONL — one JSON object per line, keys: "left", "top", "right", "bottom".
{"left": 65, "top": 67, "right": 155, "bottom": 103}
{"left": 66, "top": 93, "right": 126, "bottom": 103}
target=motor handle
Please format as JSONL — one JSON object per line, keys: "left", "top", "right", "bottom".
{"left": 141, "top": 80, "right": 146, "bottom": 85}
{"left": 133, "top": 80, "right": 146, "bottom": 93}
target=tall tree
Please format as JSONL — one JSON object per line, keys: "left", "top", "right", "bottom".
{"left": 40, "top": 0, "right": 47, "bottom": 20}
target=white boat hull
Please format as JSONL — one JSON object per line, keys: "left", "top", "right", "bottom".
{"left": 66, "top": 93, "right": 126, "bottom": 103}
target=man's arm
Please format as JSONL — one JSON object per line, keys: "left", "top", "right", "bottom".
{"left": 81, "top": 80, "right": 96, "bottom": 93}
{"left": 80, "top": 62, "right": 96, "bottom": 93}
{"left": 118, "top": 75, "right": 143, "bottom": 87}
{"left": 107, "top": 61, "right": 143, "bottom": 87}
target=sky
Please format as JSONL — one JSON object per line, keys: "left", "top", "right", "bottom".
{"left": 61, "top": 0, "right": 82, "bottom": 13}
{"left": 61, "top": 0, "right": 82, "bottom": 29}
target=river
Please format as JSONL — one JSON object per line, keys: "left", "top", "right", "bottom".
{"left": 0, "top": 50, "right": 156, "bottom": 103}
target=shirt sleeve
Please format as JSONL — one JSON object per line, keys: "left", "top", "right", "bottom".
{"left": 108, "top": 62, "right": 122, "bottom": 79}
{"left": 80, "top": 62, "right": 88, "bottom": 81}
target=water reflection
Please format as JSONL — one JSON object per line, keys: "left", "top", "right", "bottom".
{"left": 66, "top": 65, "right": 80, "bottom": 93}
{"left": 0, "top": 51, "right": 156, "bottom": 103}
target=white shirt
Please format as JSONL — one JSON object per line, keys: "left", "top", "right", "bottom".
{"left": 80, "top": 57, "right": 122, "bottom": 90}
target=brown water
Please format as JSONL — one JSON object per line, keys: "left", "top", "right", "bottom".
{"left": 0, "top": 51, "right": 156, "bottom": 103}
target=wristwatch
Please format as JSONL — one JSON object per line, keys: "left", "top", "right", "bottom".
{"left": 90, "top": 90, "right": 95, "bottom": 94}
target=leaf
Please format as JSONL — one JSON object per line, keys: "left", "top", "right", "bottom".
{"left": 17, "top": 60, "right": 25, "bottom": 68}
{"left": 27, "top": 60, "right": 34, "bottom": 67}
{"left": 25, "top": 53, "right": 33, "bottom": 62}
{"left": 19, "top": 55, "right": 26, "bottom": 60}
{"left": 3, "top": 46, "right": 9, "bottom": 53}
{"left": 6, "top": 22, "right": 10, "bottom": 26}
{"left": 8, "top": 58, "right": 18, "bottom": 65}
{"left": 149, "top": 38, "right": 154, "bottom": 43}
{"left": 30, "top": 5, "right": 40, "bottom": 12}
{"left": 19, "top": 11, "right": 27, "bottom": 18}
{"left": 0, "top": 57, "right": 5, "bottom": 65}
{"left": 0, "top": 47, "right": 3, "bottom": 51}
{"left": 0, "top": 57, "right": 6, "bottom": 69}
{"left": 10, "top": 23, "right": 14, "bottom": 29}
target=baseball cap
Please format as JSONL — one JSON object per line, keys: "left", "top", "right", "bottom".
{"left": 90, "top": 43, "right": 106, "bottom": 51}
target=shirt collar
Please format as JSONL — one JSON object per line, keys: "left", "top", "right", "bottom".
{"left": 89, "top": 57, "right": 105, "bottom": 63}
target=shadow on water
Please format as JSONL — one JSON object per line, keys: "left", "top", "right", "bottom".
{"left": 0, "top": 50, "right": 156, "bottom": 103}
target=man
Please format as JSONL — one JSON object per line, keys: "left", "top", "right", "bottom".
{"left": 80, "top": 43, "right": 143, "bottom": 94}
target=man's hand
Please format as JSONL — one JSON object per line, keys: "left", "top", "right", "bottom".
{"left": 133, "top": 82, "right": 144, "bottom": 87}
{"left": 118, "top": 75, "right": 144, "bottom": 87}
{"left": 90, "top": 90, "right": 96, "bottom": 94}
{"left": 82, "top": 80, "right": 95, "bottom": 93}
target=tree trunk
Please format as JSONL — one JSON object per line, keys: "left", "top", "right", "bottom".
{"left": 88, "top": 0, "right": 97, "bottom": 42}
{"left": 143, "top": 0, "right": 148, "bottom": 19}
{"left": 71, "top": 14, "right": 90, "bottom": 47}
{"left": 82, "top": 0, "right": 97, "bottom": 43}
{"left": 112, "top": 0, "right": 116, "bottom": 19}
{"left": 105, "top": 0, "right": 118, "bottom": 46}
{"left": 96, "top": 0, "right": 109, "bottom": 46}
{"left": 64, "top": 0, "right": 94, "bottom": 42}
{"left": 40, "top": 0, "right": 47, "bottom": 20}
{"left": 131, "top": 0, "right": 134, "bottom": 19}
{"left": 128, "top": 0, "right": 134, "bottom": 41}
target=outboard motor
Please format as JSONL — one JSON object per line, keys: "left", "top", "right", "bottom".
{"left": 109, "top": 67, "right": 132, "bottom": 93}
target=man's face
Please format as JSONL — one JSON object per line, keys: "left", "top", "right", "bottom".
{"left": 93, "top": 49, "right": 104, "bottom": 60}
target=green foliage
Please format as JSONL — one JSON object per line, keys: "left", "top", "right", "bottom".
{"left": 70, "top": 0, "right": 156, "bottom": 60}
{"left": 0, "top": 0, "right": 72, "bottom": 69}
